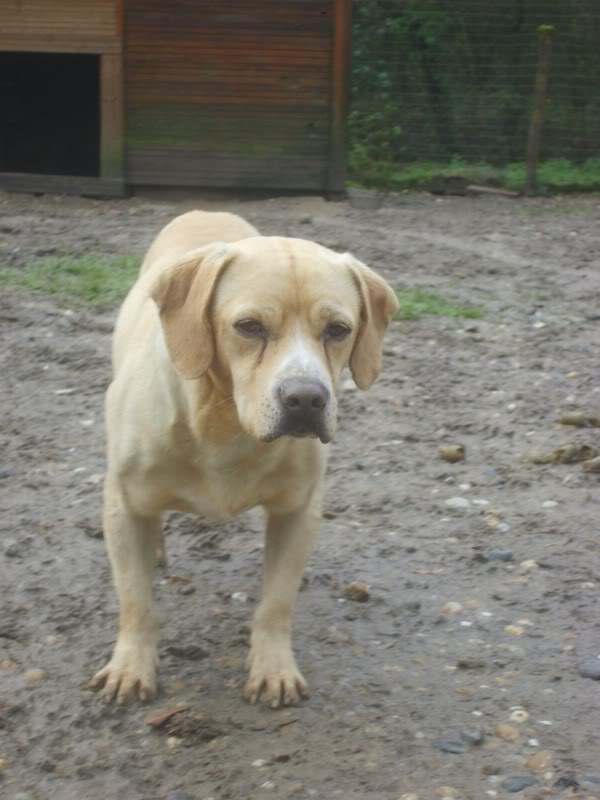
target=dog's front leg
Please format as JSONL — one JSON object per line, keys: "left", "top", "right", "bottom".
{"left": 90, "top": 476, "right": 160, "bottom": 703}
{"left": 245, "top": 494, "right": 320, "bottom": 708}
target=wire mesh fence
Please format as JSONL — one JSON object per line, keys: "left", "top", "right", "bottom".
{"left": 349, "top": 0, "right": 600, "bottom": 189}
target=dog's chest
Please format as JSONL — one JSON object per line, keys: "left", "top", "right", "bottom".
{"left": 173, "top": 464, "right": 267, "bottom": 517}
{"left": 166, "top": 444, "right": 301, "bottom": 518}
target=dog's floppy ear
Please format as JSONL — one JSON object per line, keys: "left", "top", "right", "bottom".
{"left": 151, "top": 244, "right": 233, "bottom": 379}
{"left": 345, "top": 255, "right": 399, "bottom": 390}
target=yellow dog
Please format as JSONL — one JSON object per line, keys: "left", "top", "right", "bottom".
{"left": 91, "top": 211, "right": 398, "bottom": 707}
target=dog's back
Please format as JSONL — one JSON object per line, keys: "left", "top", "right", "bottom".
{"left": 139, "top": 210, "right": 258, "bottom": 279}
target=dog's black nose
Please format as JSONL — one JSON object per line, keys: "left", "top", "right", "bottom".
{"left": 279, "top": 379, "right": 328, "bottom": 412}
{"left": 278, "top": 378, "right": 329, "bottom": 436}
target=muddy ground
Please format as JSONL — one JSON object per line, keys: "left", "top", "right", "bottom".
{"left": 1, "top": 189, "right": 600, "bottom": 800}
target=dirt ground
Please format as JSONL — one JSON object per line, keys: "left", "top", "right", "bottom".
{"left": 1, "top": 189, "right": 600, "bottom": 800}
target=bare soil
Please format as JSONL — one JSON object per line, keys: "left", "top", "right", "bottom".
{"left": 1, "top": 190, "right": 600, "bottom": 800}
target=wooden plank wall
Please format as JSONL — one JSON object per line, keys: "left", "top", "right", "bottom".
{"left": 0, "top": 0, "right": 120, "bottom": 53}
{"left": 124, "top": 1, "right": 334, "bottom": 189}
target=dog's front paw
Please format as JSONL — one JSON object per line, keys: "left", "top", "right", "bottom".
{"left": 244, "top": 642, "right": 308, "bottom": 708}
{"left": 90, "top": 638, "right": 158, "bottom": 704}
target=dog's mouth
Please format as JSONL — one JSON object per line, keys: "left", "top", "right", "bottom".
{"left": 289, "top": 429, "right": 331, "bottom": 444}
{"left": 260, "top": 425, "right": 332, "bottom": 445}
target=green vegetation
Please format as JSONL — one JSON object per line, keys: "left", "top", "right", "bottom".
{"left": 350, "top": 0, "right": 600, "bottom": 194}
{"left": 502, "top": 158, "right": 600, "bottom": 192}
{"left": 0, "top": 255, "right": 140, "bottom": 307}
{"left": 395, "top": 288, "right": 484, "bottom": 321}
{"left": 348, "top": 157, "right": 600, "bottom": 193}
{"left": 0, "top": 256, "right": 484, "bottom": 325}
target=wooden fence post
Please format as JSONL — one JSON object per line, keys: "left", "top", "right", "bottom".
{"left": 524, "top": 25, "right": 554, "bottom": 196}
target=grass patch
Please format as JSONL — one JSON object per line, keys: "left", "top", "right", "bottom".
{"left": 349, "top": 156, "right": 600, "bottom": 194}
{"left": 396, "top": 288, "right": 484, "bottom": 321}
{"left": 0, "top": 255, "right": 141, "bottom": 307}
{"left": 0, "top": 256, "right": 484, "bottom": 322}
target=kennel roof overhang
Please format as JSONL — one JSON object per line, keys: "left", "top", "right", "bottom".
{"left": 0, "top": 0, "right": 351, "bottom": 196}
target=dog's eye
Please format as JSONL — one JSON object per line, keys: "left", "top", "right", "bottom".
{"left": 234, "top": 318, "right": 266, "bottom": 337}
{"left": 325, "top": 322, "right": 351, "bottom": 340}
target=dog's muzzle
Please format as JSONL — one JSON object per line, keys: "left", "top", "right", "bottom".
{"left": 276, "top": 377, "right": 330, "bottom": 443}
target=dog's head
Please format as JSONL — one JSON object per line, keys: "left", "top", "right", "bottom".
{"left": 151, "top": 236, "right": 398, "bottom": 443}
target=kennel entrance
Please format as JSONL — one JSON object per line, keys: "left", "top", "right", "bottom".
{"left": 0, "top": 49, "right": 124, "bottom": 195}
{"left": 0, "top": 52, "right": 100, "bottom": 178}
{"left": 0, "top": 0, "right": 124, "bottom": 196}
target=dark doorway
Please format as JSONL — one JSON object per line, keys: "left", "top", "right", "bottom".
{"left": 0, "top": 52, "right": 100, "bottom": 176}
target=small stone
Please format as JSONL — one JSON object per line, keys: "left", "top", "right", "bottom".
{"left": 167, "top": 790, "right": 193, "bottom": 800}
{"left": 461, "top": 728, "right": 485, "bottom": 746}
{"left": 504, "top": 625, "right": 524, "bottom": 636}
{"left": 581, "top": 774, "right": 600, "bottom": 787}
{"left": 83, "top": 525, "right": 103, "bottom": 539}
{"left": 434, "top": 788, "right": 461, "bottom": 798}
{"left": 0, "top": 758, "right": 8, "bottom": 770}
{"left": 527, "top": 739, "right": 540, "bottom": 747}
{"left": 579, "top": 655, "right": 600, "bottom": 680}
{"left": 343, "top": 581, "right": 370, "bottom": 602}
{"left": 166, "top": 644, "right": 208, "bottom": 661}
{"left": 487, "top": 548, "right": 513, "bottom": 562}
{"left": 553, "top": 774, "right": 579, "bottom": 790}
{"left": 4, "top": 539, "right": 21, "bottom": 557}
{"left": 445, "top": 497, "right": 471, "bottom": 510}
{"left": 165, "top": 736, "right": 182, "bottom": 749}
{"left": 299, "top": 215, "right": 313, "bottom": 224}
{"left": 509, "top": 709, "right": 529, "bottom": 723}
{"left": 527, "top": 751, "right": 552, "bottom": 770}
{"left": 0, "top": 467, "right": 15, "bottom": 480}
{"left": 342, "top": 378, "right": 358, "bottom": 391}
{"left": 441, "top": 601, "right": 463, "bottom": 615}
{"left": 252, "top": 759, "right": 269, "bottom": 768}
{"left": 439, "top": 445, "right": 466, "bottom": 463}
{"left": 559, "top": 411, "right": 600, "bottom": 428}
{"left": 500, "top": 776, "right": 538, "bottom": 793}
{"left": 519, "top": 559, "right": 538, "bottom": 572}
{"left": 495, "top": 723, "right": 520, "bottom": 742}
{"left": 456, "top": 657, "right": 485, "bottom": 670}
{"left": 482, "top": 765, "right": 501, "bottom": 776}
{"left": 288, "top": 783, "right": 305, "bottom": 795}
{"left": 24, "top": 668, "right": 48, "bottom": 686}
{"left": 432, "top": 739, "right": 466, "bottom": 754}
{"left": 231, "top": 592, "right": 248, "bottom": 603}
{"left": 399, "top": 794, "right": 419, "bottom": 800}
{"left": 582, "top": 455, "right": 600, "bottom": 473}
